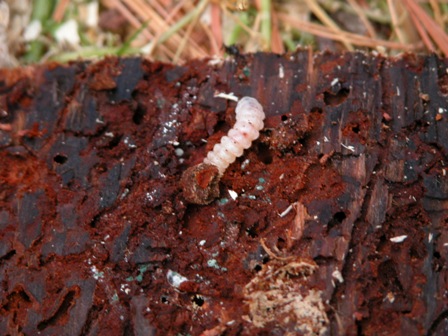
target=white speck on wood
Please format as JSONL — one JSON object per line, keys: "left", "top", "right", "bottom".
{"left": 332, "top": 269, "right": 344, "bottom": 283}
{"left": 279, "top": 64, "right": 285, "bottom": 78}
{"left": 279, "top": 204, "right": 294, "bottom": 217}
{"left": 167, "top": 270, "right": 188, "bottom": 288}
{"left": 390, "top": 235, "right": 407, "bottom": 243}
{"left": 228, "top": 189, "right": 238, "bottom": 200}
{"left": 341, "top": 143, "right": 355, "bottom": 152}
{"left": 214, "top": 92, "right": 239, "bottom": 101}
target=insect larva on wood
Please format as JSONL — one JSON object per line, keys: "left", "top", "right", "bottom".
{"left": 204, "top": 97, "right": 265, "bottom": 175}
{"left": 181, "top": 96, "right": 265, "bottom": 204}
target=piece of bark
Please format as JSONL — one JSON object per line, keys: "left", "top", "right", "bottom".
{"left": 0, "top": 51, "right": 447, "bottom": 335}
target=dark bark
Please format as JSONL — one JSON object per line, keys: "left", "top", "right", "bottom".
{"left": 0, "top": 51, "right": 447, "bottom": 335}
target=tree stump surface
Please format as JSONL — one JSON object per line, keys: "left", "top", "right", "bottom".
{"left": 0, "top": 51, "right": 447, "bottom": 335}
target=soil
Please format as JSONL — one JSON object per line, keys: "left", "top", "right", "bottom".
{"left": 0, "top": 50, "right": 447, "bottom": 335}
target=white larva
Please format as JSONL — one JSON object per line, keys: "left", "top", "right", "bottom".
{"left": 204, "top": 96, "right": 265, "bottom": 175}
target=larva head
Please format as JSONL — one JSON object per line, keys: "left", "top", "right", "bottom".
{"left": 235, "top": 97, "right": 265, "bottom": 125}
{"left": 181, "top": 163, "right": 221, "bottom": 205}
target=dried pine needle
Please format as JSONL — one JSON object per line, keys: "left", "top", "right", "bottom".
{"left": 6, "top": 0, "right": 448, "bottom": 64}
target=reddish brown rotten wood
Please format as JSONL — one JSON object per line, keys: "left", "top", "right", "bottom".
{"left": 0, "top": 51, "right": 447, "bottom": 335}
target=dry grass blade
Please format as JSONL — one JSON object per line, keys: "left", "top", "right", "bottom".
{"left": 105, "top": 0, "right": 153, "bottom": 40}
{"left": 271, "top": 9, "right": 284, "bottom": 54}
{"left": 201, "top": 20, "right": 220, "bottom": 56}
{"left": 403, "top": 0, "right": 448, "bottom": 56}
{"left": 104, "top": 0, "right": 175, "bottom": 60}
{"left": 402, "top": 0, "right": 436, "bottom": 53}
{"left": 258, "top": 0, "right": 272, "bottom": 50}
{"left": 162, "top": 0, "right": 190, "bottom": 26}
{"left": 53, "top": 0, "right": 70, "bottom": 23}
{"left": 10, "top": 0, "right": 448, "bottom": 64}
{"left": 387, "top": 0, "right": 419, "bottom": 45}
{"left": 278, "top": 13, "right": 422, "bottom": 52}
{"left": 123, "top": 0, "right": 177, "bottom": 43}
{"left": 304, "top": 0, "right": 353, "bottom": 51}
{"left": 210, "top": 3, "right": 223, "bottom": 55}
{"left": 172, "top": 0, "right": 208, "bottom": 63}
{"left": 429, "top": 0, "right": 444, "bottom": 29}
{"left": 0, "top": 1, "right": 10, "bottom": 66}
{"left": 222, "top": 5, "right": 260, "bottom": 46}
{"left": 346, "top": 0, "right": 376, "bottom": 38}
{"left": 120, "top": 0, "right": 208, "bottom": 60}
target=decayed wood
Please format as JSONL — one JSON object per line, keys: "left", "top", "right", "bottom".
{"left": 0, "top": 51, "right": 447, "bottom": 335}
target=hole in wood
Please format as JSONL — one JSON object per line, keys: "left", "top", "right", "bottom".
{"left": 328, "top": 211, "right": 346, "bottom": 231}
{"left": 276, "top": 237, "right": 286, "bottom": 250}
{"left": 192, "top": 295, "right": 204, "bottom": 306}
{"left": 108, "top": 134, "right": 122, "bottom": 149}
{"left": 378, "top": 260, "right": 403, "bottom": 291}
{"left": 310, "top": 107, "right": 323, "bottom": 114}
{"left": 37, "top": 290, "right": 76, "bottom": 331}
{"left": 53, "top": 154, "right": 68, "bottom": 164}
{"left": 257, "top": 142, "right": 273, "bottom": 164}
{"left": 133, "top": 105, "right": 146, "bottom": 124}
{"left": 246, "top": 225, "right": 258, "bottom": 238}
{"left": 428, "top": 309, "right": 448, "bottom": 335}
{"left": 95, "top": 163, "right": 108, "bottom": 173}
{"left": 324, "top": 87, "right": 350, "bottom": 106}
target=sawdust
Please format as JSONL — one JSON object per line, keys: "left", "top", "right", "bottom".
{"left": 244, "top": 242, "right": 329, "bottom": 335}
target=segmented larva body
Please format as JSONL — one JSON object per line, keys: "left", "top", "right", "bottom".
{"left": 204, "top": 97, "right": 265, "bottom": 175}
